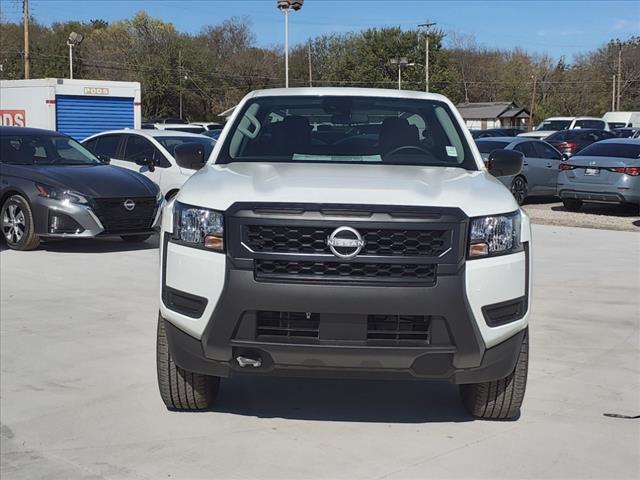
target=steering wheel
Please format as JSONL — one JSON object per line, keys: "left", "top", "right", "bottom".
{"left": 385, "top": 145, "right": 437, "bottom": 161}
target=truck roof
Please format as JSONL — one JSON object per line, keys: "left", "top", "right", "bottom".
{"left": 245, "top": 87, "right": 450, "bottom": 103}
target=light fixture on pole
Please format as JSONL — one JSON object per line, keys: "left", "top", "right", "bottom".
{"left": 67, "top": 31, "right": 84, "bottom": 80}
{"left": 389, "top": 57, "right": 415, "bottom": 90}
{"left": 276, "top": 0, "right": 304, "bottom": 88}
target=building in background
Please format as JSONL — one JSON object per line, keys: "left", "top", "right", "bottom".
{"left": 457, "top": 101, "right": 530, "bottom": 130}
{"left": 0, "top": 79, "right": 141, "bottom": 139}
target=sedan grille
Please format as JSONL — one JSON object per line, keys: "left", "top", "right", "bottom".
{"left": 91, "top": 197, "right": 157, "bottom": 234}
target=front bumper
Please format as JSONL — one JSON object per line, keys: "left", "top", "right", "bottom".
{"left": 558, "top": 188, "right": 640, "bottom": 205}
{"left": 160, "top": 234, "right": 530, "bottom": 384}
{"left": 32, "top": 197, "right": 163, "bottom": 238}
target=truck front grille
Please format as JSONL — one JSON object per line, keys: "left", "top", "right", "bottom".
{"left": 91, "top": 197, "right": 157, "bottom": 233}
{"left": 255, "top": 259, "right": 437, "bottom": 284}
{"left": 246, "top": 225, "right": 448, "bottom": 257}
{"left": 367, "top": 315, "right": 431, "bottom": 343}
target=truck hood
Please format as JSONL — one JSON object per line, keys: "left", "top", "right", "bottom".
{"left": 177, "top": 162, "right": 520, "bottom": 217}
{"left": 10, "top": 164, "right": 158, "bottom": 198}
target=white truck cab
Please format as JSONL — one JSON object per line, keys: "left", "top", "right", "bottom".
{"left": 157, "top": 88, "right": 532, "bottom": 420}
{"left": 519, "top": 116, "right": 609, "bottom": 139}
{"left": 82, "top": 129, "right": 216, "bottom": 199}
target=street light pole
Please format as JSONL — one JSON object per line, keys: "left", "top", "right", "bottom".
{"left": 277, "top": 0, "right": 304, "bottom": 88}
{"left": 419, "top": 20, "right": 436, "bottom": 92}
{"left": 68, "top": 42, "right": 73, "bottom": 79}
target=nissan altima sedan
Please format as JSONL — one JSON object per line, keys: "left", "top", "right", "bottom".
{"left": 475, "top": 137, "right": 564, "bottom": 204}
{"left": 557, "top": 138, "right": 640, "bottom": 212}
{"left": 0, "top": 127, "right": 163, "bottom": 251}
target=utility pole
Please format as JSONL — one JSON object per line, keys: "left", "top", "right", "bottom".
{"left": 616, "top": 44, "right": 622, "bottom": 111}
{"left": 611, "top": 74, "right": 616, "bottom": 111}
{"left": 418, "top": 20, "right": 436, "bottom": 92}
{"left": 528, "top": 74, "right": 537, "bottom": 130}
{"left": 23, "top": 0, "right": 30, "bottom": 79}
{"left": 178, "top": 49, "right": 183, "bottom": 120}
{"left": 307, "top": 40, "right": 313, "bottom": 87}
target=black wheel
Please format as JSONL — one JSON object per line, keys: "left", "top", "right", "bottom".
{"left": 562, "top": 198, "right": 583, "bottom": 212}
{"left": 156, "top": 314, "right": 219, "bottom": 410}
{"left": 459, "top": 329, "right": 528, "bottom": 420}
{"left": 1, "top": 195, "right": 40, "bottom": 251}
{"left": 510, "top": 176, "right": 528, "bottom": 205}
{"left": 120, "top": 234, "right": 151, "bottom": 243}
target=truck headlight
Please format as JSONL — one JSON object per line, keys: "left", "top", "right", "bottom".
{"left": 173, "top": 201, "right": 224, "bottom": 251}
{"left": 36, "top": 183, "right": 89, "bottom": 205}
{"left": 468, "top": 211, "right": 522, "bottom": 258}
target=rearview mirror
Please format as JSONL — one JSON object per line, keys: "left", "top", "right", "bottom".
{"left": 174, "top": 142, "right": 206, "bottom": 170}
{"left": 487, "top": 149, "right": 523, "bottom": 177}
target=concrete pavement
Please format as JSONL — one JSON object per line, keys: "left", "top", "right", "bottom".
{"left": 1, "top": 225, "right": 639, "bottom": 479}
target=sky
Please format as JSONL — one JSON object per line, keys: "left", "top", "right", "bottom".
{"left": 1, "top": 0, "right": 639, "bottom": 59}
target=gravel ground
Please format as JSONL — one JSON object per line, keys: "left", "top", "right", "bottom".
{"left": 522, "top": 197, "right": 640, "bottom": 232}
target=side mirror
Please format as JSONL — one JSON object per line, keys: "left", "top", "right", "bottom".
{"left": 174, "top": 142, "right": 206, "bottom": 170}
{"left": 98, "top": 155, "right": 111, "bottom": 164}
{"left": 562, "top": 153, "right": 569, "bottom": 161}
{"left": 135, "top": 157, "right": 155, "bottom": 172}
{"left": 487, "top": 149, "right": 523, "bottom": 177}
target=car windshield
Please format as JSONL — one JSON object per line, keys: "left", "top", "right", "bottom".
{"left": 537, "top": 120, "right": 571, "bottom": 131}
{"left": 164, "top": 126, "right": 206, "bottom": 134}
{"left": 0, "top": 134, "right": 100, "bottom": 165}
{"left": 219, "top": 95, "right": 476, "bottom": 169}
{"left": 155, "top": 136, "right": 216, "bottom": 158}
{"left": 475, "top": 140, "right": 511, "bottom": 153}
{"left": 575, "top": 142, "right": 640, "bottom": 159}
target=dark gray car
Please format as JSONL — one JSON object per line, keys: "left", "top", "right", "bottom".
{"left": 475, "top": 137, "right": 564, "bottom": 204}
{"left": 0, "top": 127, "right": 163, "bottom": 251}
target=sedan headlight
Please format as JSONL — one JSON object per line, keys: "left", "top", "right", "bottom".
{"left": 468, "top": 211, "right": 522, "bottom": 258}
{"left": 173, "top": 201, "right": 224, "bottom": 251}
{"left": 36, "top": 183, "right": 89, "bottom": 205}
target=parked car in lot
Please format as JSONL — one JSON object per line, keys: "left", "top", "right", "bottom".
{"left": 475, "top": 137, "right": 563, "bottom": 204}
{"left": 557, "top": 139, "right": 640, "bottom": 212}
{"left": 470, "top": 128, "right": 524, "bottom": 139}
{"left": 82, "top": 130, "right": 216, "bottom": 199}
{"left": 0, "top": 127, "right": 162, "bottom": 251}
{"left": 157, "top": 87, "right": 532, "bottom": 420}
{"left": 201, "top": 129, "right": 222, "bottom": 141}
{"left": 519, "top": 116, "right": 609, "bottom": 139}
{"left": 612, "top": 128, "right": 639, "bottom": 138}
{"left": 545, "top": 128, "right": 615, "bottom": 157}
{"left": 602, "top": 111, "right": 640, "bottom": 129}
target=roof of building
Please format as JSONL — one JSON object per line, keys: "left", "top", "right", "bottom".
{"left": 457, "top": 102, "right": 530, "bottom": 120}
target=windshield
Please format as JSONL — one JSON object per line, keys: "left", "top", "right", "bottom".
{"left": 156, "top": 136, "right": 216, "bottom": 158}
{"left": 218, "top": 96, "right": 476, "bottom": 169}
{"left": 575, "top": 142, "right": 640, "bottom": 159}
{"left": 536, "top": 120, "right": 571, "bottom": 131}
{"left": 164, "top": 126, "right": 206, "bottom": 134}
{"left": 0, "top": 134, "right": 100, "bottom": 165}
{"left": 475, "top": 140, "right": 511, "bottom": 153}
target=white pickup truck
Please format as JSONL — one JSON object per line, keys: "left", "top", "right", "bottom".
{"left": 156, "top": 88, "right": 532, "bottom": 420}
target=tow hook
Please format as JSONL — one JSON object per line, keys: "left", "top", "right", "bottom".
{"left": 236, "top": 356, "right": 262, "bottom": 368}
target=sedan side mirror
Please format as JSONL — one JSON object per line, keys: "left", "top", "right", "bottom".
{"left": 135, "top": 157, "right": 155, "bottom": 172}
{"left": 562, "top": 153, "right": 570, "bottom": 161}
{"left": 97, "top": 155, "right": 111, "bottom": 164}
{"left": 174, "top": 142, "right": 206, "bottom": 170}
{"left": 487, "top": 149, "right": 523, "bottom": 177}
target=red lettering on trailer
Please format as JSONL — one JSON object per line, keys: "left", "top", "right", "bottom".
{"left": 0, "top": 110, "right": 27, "bottom": 127}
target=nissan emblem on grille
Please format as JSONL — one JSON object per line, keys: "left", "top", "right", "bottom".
{"left": 123, "top": 199, "right": 136, "bottom": 211}
{"left": 327, "top": 226, "right": 365, "bottom": 259}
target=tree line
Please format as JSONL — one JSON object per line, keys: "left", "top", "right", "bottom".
{"left": 1, "top": 12, "right": 638, "bottom": 122}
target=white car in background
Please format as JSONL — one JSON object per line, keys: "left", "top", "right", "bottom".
{"left": 519, "top": 116, "right": 609, "bottom": 139}
{"left": 82, "top": 130, "right": 216, "bottom": 199}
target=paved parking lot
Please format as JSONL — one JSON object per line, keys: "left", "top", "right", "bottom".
{"left": 1, "top": 224, "right": 639, "bottom": 480}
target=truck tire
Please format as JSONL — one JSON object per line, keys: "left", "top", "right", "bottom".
{"left": 562, "top": 198, "right": 583, "bottom": 211}
{"left": 1, "top": 195, "right": 41, "bottom": 251}
{"left": 156, "top": 315, "right": 219, "bottom": 410}
{"left": 459, "top": 328, "right": 528, "bottom": 420}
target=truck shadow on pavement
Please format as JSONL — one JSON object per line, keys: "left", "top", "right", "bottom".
{"left": 37, "top": 236, "right": 160, "bottom": 253}
{"left": 213, "top": 376, "right": 473, "bottom": 423}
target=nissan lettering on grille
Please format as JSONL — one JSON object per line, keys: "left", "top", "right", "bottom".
{"left": 326, "top": 226, "right": 365, "bottom": 259}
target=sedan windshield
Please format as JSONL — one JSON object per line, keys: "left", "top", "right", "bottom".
{"left": 575, "top": 142, "right": 640, "bottom": 159}
{"left": 0, "top": 134, "right": 100, "bottom": 165}
{"left": 218, "top": 96, "right": 476, "bottom": 169}
{"left": 537, "top": 120, "right": 571, "bottom": 131}
{"left": 475, "top": 140, "right": 511, "bottom": 153}
{"left": 155, "top": 136, "right": 216, "bottom": 158}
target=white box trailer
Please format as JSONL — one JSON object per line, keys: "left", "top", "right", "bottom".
{"left": 0, "top": 78, "right": 141, "bottom": 140}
